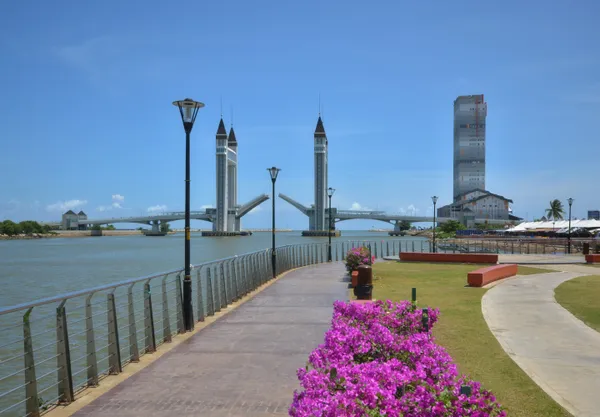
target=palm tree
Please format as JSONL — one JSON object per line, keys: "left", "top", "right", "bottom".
{"left": 546, "top": 199, "right": 564, "bottom": 231}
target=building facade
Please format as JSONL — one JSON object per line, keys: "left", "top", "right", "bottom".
{"left": 589, "top": 210, "right": 600, "bottom": 220}
{"left": 454, "top": 95, "right": 487, "bottom": 200}
{"left": 313, "top": 116, "right": 328, "bottom": 231}
{"left": 437, "top": 189, "right": 512, "bottom": 223}
{"left": 61, "top": 210, "right": 87, "bottom": 230}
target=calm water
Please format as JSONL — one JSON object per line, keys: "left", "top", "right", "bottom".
{"left": 0, "top": 231, "right": 427, "bottom": 308}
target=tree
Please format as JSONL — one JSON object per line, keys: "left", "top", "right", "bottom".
{"left": 439, "top": 220, "right": 465, "bottom": 234}
{"left": 160, "top": 222, "right": 171, "bottom": 233}
{"left": 91, "top": 224, "right": 102, "bottom": 231}
{"left": 545, "top": 200, "right": 564, "bottom": 221}
{"left": 398, "top": 220, "right": 411, "bottom": 231}
{"left": 1, "top": 220, "right": 19, "bottom": 236}
{"left": 19, "top": 221, "right": 43, "bottom": 234}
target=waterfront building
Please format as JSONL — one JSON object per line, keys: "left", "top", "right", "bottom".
{"left": 61, "top": 210, "right": 87, "bottom": 230}
{"left": 437, "top": 189, "right": 513, "bottom": 224}
{"left": 589, "top": 210, "right": 600, "bottom": 220}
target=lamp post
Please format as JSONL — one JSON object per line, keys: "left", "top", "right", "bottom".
{"left": 431, "top": 196, "right": 438, "bottom": 253}
{"left": 567, "top": 197, "right": 574, "bottom": 254}
{"left": 327, "top": 187, "right": 336, "bottom": 262}
{"left": 172, "top": 98, "right": 204, "bottom": 332}
{"left": 268, "top": 167, "right": 281, "bottom": 278}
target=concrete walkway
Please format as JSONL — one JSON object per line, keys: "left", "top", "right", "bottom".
{"left": 482, "top": 271, "right": 600, "bottom": 417}
{"left": 71, "top": 262, "right": 349, "bottom": 417}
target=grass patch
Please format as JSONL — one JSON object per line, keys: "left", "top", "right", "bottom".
{"left": 555, "top": 275, "right": 600, "bottom": 332}
{"left": 371, "top": 261, "right": 570, "bottom": 417}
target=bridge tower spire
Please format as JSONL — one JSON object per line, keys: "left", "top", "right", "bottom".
{"left": 313, "top": 115, "right": 328, "bottom": 231}
{"left": 215, "top": 118, "right": 228, "bottom": 232}
{"left": 227, "top": 124, "right": 238, "bottom": 231}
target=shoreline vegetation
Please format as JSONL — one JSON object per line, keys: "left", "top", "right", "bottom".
{"left": 0, "top": 228, "right": 298, "bottom": 240}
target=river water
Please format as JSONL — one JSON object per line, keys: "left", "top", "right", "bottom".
{"left": 0, "top": 231, "right": 427, "bottom": 308}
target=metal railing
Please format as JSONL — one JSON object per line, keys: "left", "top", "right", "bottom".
{"left": 0, "top": 239, "right": 417, "bottom": 417}
{"left": 438, "top": 237, "right": 600, "bottom": 255}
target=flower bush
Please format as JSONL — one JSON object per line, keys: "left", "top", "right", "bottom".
{"left": 345, "top": 246, "right": 375, "bottom": 272}
{"left": 290, "top": 300, "right": 505, "bottom": 417}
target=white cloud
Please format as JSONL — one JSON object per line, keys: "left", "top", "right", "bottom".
{"left": 147, "top": 205, "right": 167, "bottom": 213}
{"left": 399, "top": 204, "right": 420, "bottom": 216}
{"left": 46, "top": 199, "right": 87, "bottom": 212}
{"left": 200, "top": 204, "right": 213, "bottom": 209}
{"left": 249, "top": 206, "right": 263, "bottom": 214}
{"left": 96, "top": 194, "right": 126, "bottom": 212}
{"left": 350, "top": 202, "right": 372, "bottom": 211}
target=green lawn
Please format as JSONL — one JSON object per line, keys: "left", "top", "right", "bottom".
{"left": 371, "top": 262, "right": 570, "bottom": 417}
{"left": 555, "top": 275, "right": 600, "bottom": 332}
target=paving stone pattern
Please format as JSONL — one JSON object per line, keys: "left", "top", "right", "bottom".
{"left": 72, "top": 262, "right": 349, "bottom": 417}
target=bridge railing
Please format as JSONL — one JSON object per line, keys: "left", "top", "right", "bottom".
{"left": 0, "top": 239, "right": 419, "bottom": 416}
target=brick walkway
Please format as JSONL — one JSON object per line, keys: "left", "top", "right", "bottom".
{"left": 72, "top": 262, "right": 348, "bottom": 417}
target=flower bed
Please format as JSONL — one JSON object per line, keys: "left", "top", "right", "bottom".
{"left": 345, "top": 246, "right": 375, "bottom": 272}
{"left": 290, "top": 300, "right": 505, "bottom": 416}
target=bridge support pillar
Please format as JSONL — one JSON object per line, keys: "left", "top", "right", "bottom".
{"left": 151, "top": 221, "right": 160, "bottom": 233}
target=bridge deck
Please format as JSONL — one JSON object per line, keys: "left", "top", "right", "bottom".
{"left": 70, "top": 263, "right": 348, "bottom": 417}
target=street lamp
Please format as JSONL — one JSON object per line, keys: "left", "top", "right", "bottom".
{"left": 172, "top": 98, "right": 204, "bottom": 332}
{"left": 431, "top": 196, "right": 438, "bottom": 253}
{"left": 327, "top": 187, "right": 336, "bottom": 262}
{"left": 567, "top": 197, "right": 574, "bottom": 254}
{"left": 268, "top": 167, "right": 281, "bottom": 278}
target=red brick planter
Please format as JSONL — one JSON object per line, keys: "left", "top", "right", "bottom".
{"left": 351, "top": 270, "right": 359, "bottom": 287}
{"left": 399, "top": 252, "right": 498, "bottom": 264}
{"left": 467, "top": 264, "right": 518, "bottom": 287}
{"left": 585, "top": 254, "right": 600, "bottom": 264}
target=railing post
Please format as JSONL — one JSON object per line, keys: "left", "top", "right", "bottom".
{"left": 127, "top": 284, "right": 139, "bottom": 362}
{"left": 233, "top": 257, "right": 240, "bottom": 299}
{"left": 335, "top": 243, "right": 339, "bottom": 261}
{"left": 85, "top": 293, "right": 98, "bottom": 386}
{"left": 56, "top": 300, "right": 74, "bottom": 403}
{"left": 251, "top": 254, "right": 257, "bottom": 290}
{"left": 387, "top": 241, "right": 390, "bottom": 257}
{"left": 107, "top": 291, "right": 122, "bottom": 374}
{"left": 162, "top": 276, "right": 172, "bottom": 342}
{"left": 144, "top": 281, "right": 157, "bottom": 353}
{"left": 220, "top": 262, "right": 227, "bottom": 309}
{"left": 241, "top": 257, "right": 247, "bottom": 295}
{"left": 176, "top": 273, "right": 185, "bottom": 332}
{"left": 23, "top": 308, "right": 40, "bottom": 417}
{"left": 196, "top": 269, "right": 205, "bottom": 322}
{"left": 206, "top": 268, "right": 215, "bottom": 316}
{"left": 213, "top": 266, "right": 222, "bottom": 313}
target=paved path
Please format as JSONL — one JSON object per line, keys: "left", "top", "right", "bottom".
{"left": 482, "top": 271, "right": 600, "bottom": 417}
{"left": 72, "top": 262, "right": 349, "bottom": 417}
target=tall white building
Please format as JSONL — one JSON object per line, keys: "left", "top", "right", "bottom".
{"left": 454, "top": 95, "right": 486, "bottom": 200}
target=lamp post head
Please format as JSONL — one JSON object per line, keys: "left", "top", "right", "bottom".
{"left": 431, "top": 196, "right": 438, "bottom": 205}
{"left": 328, "top": 187, "right": 336, "bottom": 198}
{"left": 267, "top": 167, "right": 281, "bottom": 182}
{"left": 172, "top": 98, "right": 205, "bottom": 133}
{"left": 567, "top": 197, "right": 574, "bottom": 206}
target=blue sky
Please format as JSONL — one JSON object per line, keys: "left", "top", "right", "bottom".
{"left": 1, "top": 0, "right": 598, "bottom": 229}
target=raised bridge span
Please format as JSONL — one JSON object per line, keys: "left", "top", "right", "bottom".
{"left": 278, "top": 193, "right": 509, "bottom": 230}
